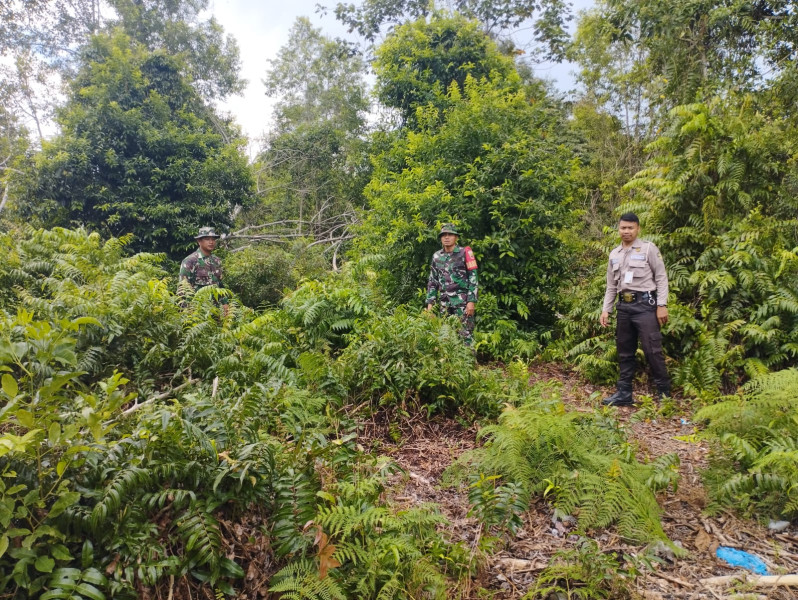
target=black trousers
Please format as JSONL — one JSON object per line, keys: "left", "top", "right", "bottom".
{"left": 616, "top": 300, "right": 670, "bottom": 390}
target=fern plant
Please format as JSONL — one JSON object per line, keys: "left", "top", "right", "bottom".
{"left": 468, "top": 390, "right": 680, "bottom": 547}
{"left": 697, "top": 368, "right": 798, "bottom": 519}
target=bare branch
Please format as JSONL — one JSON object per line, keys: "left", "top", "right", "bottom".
{"left": 116, "top": 378, "right": 200, "bottom": 419}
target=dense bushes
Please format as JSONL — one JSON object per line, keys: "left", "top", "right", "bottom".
{"left": 0, "top": 227, "right": 468, "bottom": 599}
{"left": 223, "top": 242, "right": 328, "bottom": 308}
{"left": 556, "top": 98, "right": 798, "bottom": 396}
{"left": 451, "top": 385, "right": 681, "bottom": 548}
{"left": 355, "top": 15, "right": 578, "bottom": 325}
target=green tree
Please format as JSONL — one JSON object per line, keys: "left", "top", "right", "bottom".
{"left": 577, "top": 0, "right": 798, "bottom": 112}
{"left": 108, "top": 0, "right": 244, "bottom": 100}
{"left": 0, "top": 102, "right": 29, "bottom": 219}
{"left": 373, "top": 13, "right": 518, "bottom": 126}
{"left": 17, "top": 31, "right": 253, "bottom": 258}
{"left": 232, "top": 18, "right": 370, "bottom": 259}
{"left": 326, "top": 0, "right": 572, "bottom": 59}
{"left": 357, "top": 71, "right": 576, "bottom": 323}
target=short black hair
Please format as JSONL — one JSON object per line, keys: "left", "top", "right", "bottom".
{"left": 619, "top": 212, "right": 639, "bottom": 224}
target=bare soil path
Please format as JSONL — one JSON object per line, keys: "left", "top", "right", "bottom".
{"left": 369, "top": 363, "right": 798, "bottom": 599}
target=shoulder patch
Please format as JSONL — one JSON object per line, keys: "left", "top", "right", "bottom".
{"left": 464, "top": 246, "right": 478, "bottom": 270}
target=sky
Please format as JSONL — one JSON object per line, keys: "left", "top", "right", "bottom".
{"left": 208, "top": 0, "right": 596, "bottom": 153}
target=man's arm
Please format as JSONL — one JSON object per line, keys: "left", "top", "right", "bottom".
{"left": 600, "top": 258, "right": 617, "bottom": 327}
{"left": 649, "top": 243, "right": 669, "bottom": 325}
{"left": 178, "top": 258, "right": 195, "bottom": 291}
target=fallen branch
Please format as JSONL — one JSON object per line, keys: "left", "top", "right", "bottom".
{"left": 655, "top": 571, "right": 694, "bottom": 588}
{"left": 700, "top": 574, "right": 798, "bottom": 587}
{"left": 118, "top": 378, "right": 199, "bottom": 418}
{"left": 494, "top": 557, "right": 546, "bottom": 573}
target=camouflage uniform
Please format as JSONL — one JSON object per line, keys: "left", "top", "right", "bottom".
{"left": 179, "top": 227, "right": 228, "bottom": 305}
{"left": 425, "top": 226, "right": 478, "bottom": 342}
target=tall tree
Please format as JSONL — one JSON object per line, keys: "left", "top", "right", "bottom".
{"left": 108, "top": 0, "right": 244, "bottom": 100}
{"left": 325, "top": 0, "right": 572, "bottom": 60}
{"left": 357, "top": 15, "right": 577, "bottom": 324}
{"left": 16, "top": 30, "right": 253, "bottom": 258}
{"left": 0, "top": 0, "right": 243, "bottom": 146}
{"left": 373, "top": 12, "right": 518, "bottom": 126}
{"left": 231, "top": 18, "right": 370, "bottom": 256}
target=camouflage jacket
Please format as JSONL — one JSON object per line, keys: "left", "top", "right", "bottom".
{"left": 425, "top": 245, "right": 478, "bottom": 306}
{"left": 179, "top": 250, "right": 227, "bottom": 302}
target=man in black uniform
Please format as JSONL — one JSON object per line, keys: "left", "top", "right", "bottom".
{"left": 599, "top": 213, "right": 671, "bottom": 406}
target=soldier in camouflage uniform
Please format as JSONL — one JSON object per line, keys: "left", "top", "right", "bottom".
{"left": 179, "top": 227, "right": 229, "bottom": 311}
{"left": 425, "top": 223, "right": 479, "bottom": 343}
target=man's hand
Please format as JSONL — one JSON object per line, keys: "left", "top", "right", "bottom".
{"left": 426, "top": 303, "right": 434, "bottom": 312}
{"left": 223, "top": 303, "right": 230, "bottom": 318}
{"left": 656, "top": 306, "right": 668, "bottom": 326}
{"left": 465, "top": 302, "right": 475, "bottom": 317}
{"left": 600, "top": 311, "right": 610, "bottom": 328}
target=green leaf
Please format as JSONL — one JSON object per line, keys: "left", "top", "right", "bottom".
{"left": 80, "top": 568, "right": 107, "bottom": 586}
{"left": 220, "top": 557, "right": 245, "bottom": 578}
{"left": 1, "top": 374, "right": 18, "bottom": 398}
{"left": 48, "top": 491, "right": 80, "bottom": 519}
{"left": 75, "top": 582, "right": 106, "bottom": 600}
{"left": 0, "top": 535, "right": 8, "bottom": 558}
{"left": 40, "top": 591, "right": 71, "bottom": 600}
{"left": 81, "top": 540, "right": 94, "bottom": 569}
{"left": 71, "top": 317, "right": 102, "bottom": 327}
{"left": 15, "top": 409, "right": 34, "bottom": 428}
{"left": 50, "top": 544, "right": 72, "bottom": 561}
{"left": 35, "top": 555, "right": 56, "bottom": 573}
{"left": 49, "top": 422, "right": 61, "bottom": 445}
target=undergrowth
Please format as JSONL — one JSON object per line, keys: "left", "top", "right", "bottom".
{"left": 697, "top": 368, "right": 798, "bottom": 520}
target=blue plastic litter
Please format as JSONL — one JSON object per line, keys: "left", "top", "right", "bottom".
{"left": 715, "top": 546, "right": 769, "bottom": 575}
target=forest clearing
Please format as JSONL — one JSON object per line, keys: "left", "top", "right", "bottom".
{"left": 1, "top": 1, "right": 798, "bottom": 599}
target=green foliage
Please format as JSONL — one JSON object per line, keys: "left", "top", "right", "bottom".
{"left": 467, "top": 474, "right": 528, "bottom": 536}
{"left": 358, "top": 55, "right": 577, "bottom": 323}
{"left": 528, "top": 537, "right": 658, "bottom": 600}
{"left": 223, "top": 243, "right": 328, "bottom": 308}
{"left": 473, "top": 293, "right": 543, "bottom": 361}
{"left": 697, "top": 368, "right": 798, "bottom": 519}
{"left": 16, "top": 31, "right": 253, "bottom": 258}
{"left": 332, "top": 0, "right": 572, "bottom": 60}
{"left": 339, "top": 308, "right": 475, "bottom": 413}
{"left": 559, "top": 97, "right": 798, "bottom": 394}
{"left": 237, "top": 17, "right": 371, "bottom": 258}
{"left": 281, "top": 257, "right": 383, "bottom": 352}
{"left": 108, "top": 0, "right": 245, "bottom": 100}
{"left": 270, "top": 559, "right": 346, "bottom": 600}
{"left": 372, "top": 13, "right": 518, "bottom": 125}
{"left": 469, "top": 393, "right": 680, "bottom": 546}
{"left": 314, "top": 458, "right": 450, "bottom": 599}
{"left": 1, "top": 226, "right": 474, "bottom": 599}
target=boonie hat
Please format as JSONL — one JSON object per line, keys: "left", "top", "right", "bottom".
{"left": 438, "top": 223, "right": 459, "bottom": 238}
{"left": 195, "top": 227, "right": 220, "bottom": 239}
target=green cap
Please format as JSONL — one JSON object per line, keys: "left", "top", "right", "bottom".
{"left": 195, "top": 227, "right": 220, "bottom": 239}
{"left": 438, "top": 223, "right": 459, "bottom": 238}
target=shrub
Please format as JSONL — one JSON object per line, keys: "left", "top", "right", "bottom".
{"left": 223, "top": 242, "right": 328, "bottom": 308}
{"left": 697, "top": 368, "right": 798, "bottom": 519}
{"left": 338, "top": 307, "right": 475, "bottom": 413}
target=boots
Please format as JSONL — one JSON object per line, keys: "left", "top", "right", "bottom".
{"left": 656, "top": 387, "right": 671, "bottom": 402}
{"left": 602, "top": 383, "right": 634, "bottom": 406}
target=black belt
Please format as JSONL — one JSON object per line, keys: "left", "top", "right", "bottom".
{"left": 618, "top": 291, "right": 656, "bottom": 304}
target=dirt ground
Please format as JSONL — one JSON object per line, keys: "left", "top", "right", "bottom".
{"left": 370, "top": 363, "right": 798, "bottom": 600}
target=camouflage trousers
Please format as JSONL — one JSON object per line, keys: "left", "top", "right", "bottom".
{"left": 439, "top": 302, "right": 475, "bottom": 344}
